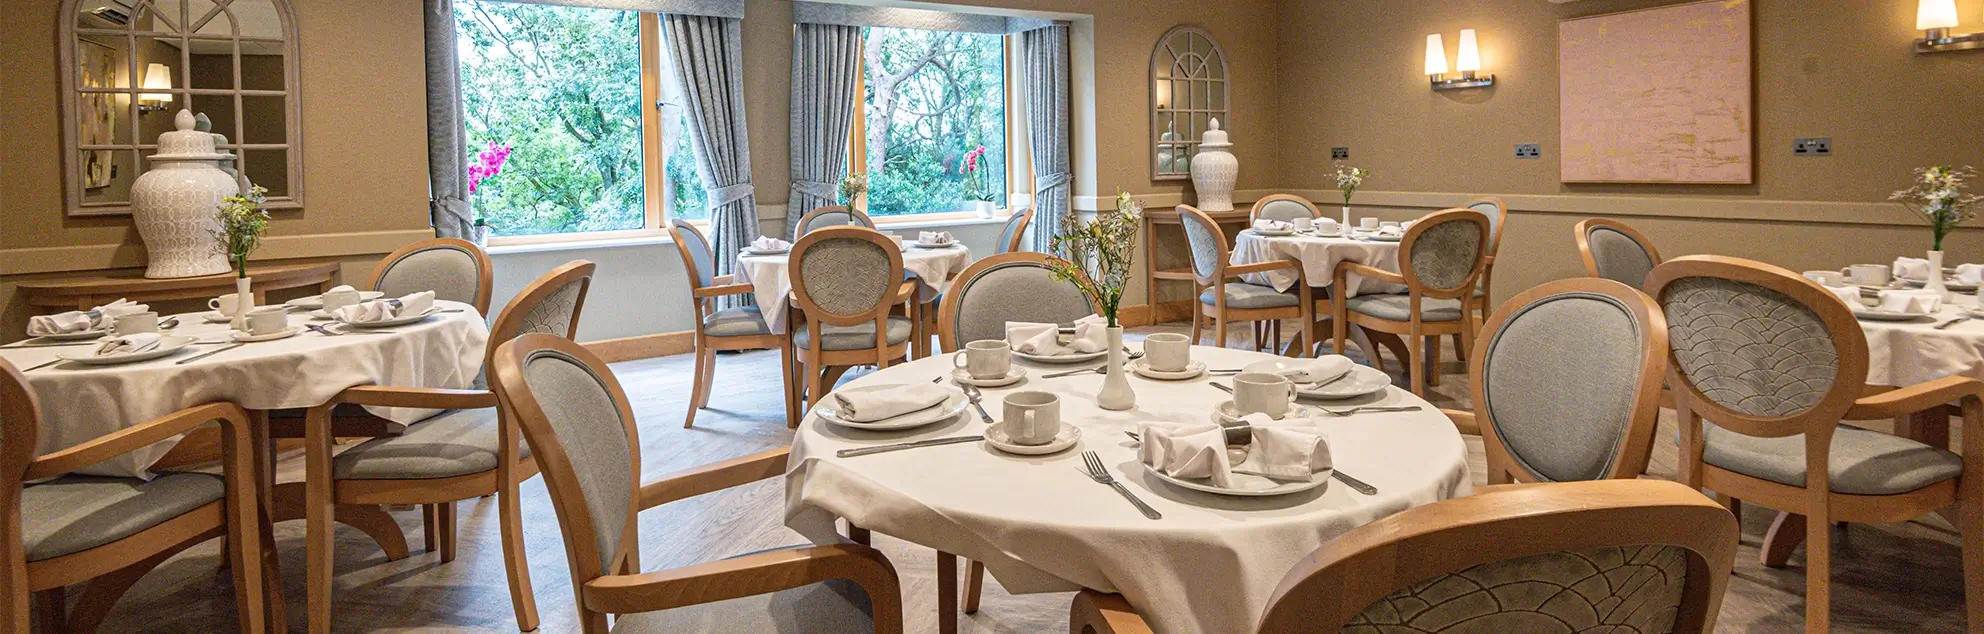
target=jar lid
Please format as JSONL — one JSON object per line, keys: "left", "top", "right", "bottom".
{"left": 1200, "top": 118, "right": 1231, "bottom": 148}
{"left": 149, "top": 109, "right": 232, "bottom": 161}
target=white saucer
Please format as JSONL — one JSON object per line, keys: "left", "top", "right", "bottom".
{"left": 1900, "top": 276, "right": 1980, "bottom": 292}
{"left": 232, "top": 327, "right": 300, "bottom": 342}
{"left": 1853, "top": 308, "right": 1931, "bottom": 322}
{"left": 338, "top": 307, "right": 441, "bottom": 329}
{"left": 1213, "top": 401, "right": 1318, "bottom": 424}
{"left": 56, "top": 335, "right": 198, "bottom": 366}
{"left": 911, "top": 242, "right": 959, "bottom": 249}
{"left": 286, "top": 291, "right": 384, "bottom": 310}
{"left": 742, "top": 247, "right": 789, "bottom": 256}
{"left": 200, "top": 311, "right": 233, "bottom": 323}
{"left": 1129, "top": 359, "right": 1206, "bottom": 380}
{"left": 1145, "top": 462, "right": 1331, "bottom": 497}
{"left": 951, "top": 366, "right": 1026, "bottom": 387}
{"left": 36, "top": 329, "right": 111, "bottom": 341}
{"left": 984, "top": 422, "right": 1081, "bottom": 455}
{"left": 1013, "top": 349, "right": 1110, "bottom": 364}
{"left": 1367, "top": 233, "right": 1403, "bottom": 242}
{"left": 816, "top": 385, "right": 970, "bottom": 431}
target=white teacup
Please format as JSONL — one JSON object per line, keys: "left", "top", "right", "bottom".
{"left": 244, "top": 306, "right": 289, "bottom": 336}
{"left": 1001, "top": 391, "right": 1061, "bottom": 446}
{"left": 1142, "top": 333, "right": 1192, "bottom": 372}
{"left": 1291, "top": 217, "right": 1314, "bottom": 232}
{"left": 954, "top": 340, "right": 1013, "bottom": 380}
{"left": 1358, "top": 217, "right": 1380, "bottom": 231}
{"left": 1314, "top": 218, "right": 1341, "bottom": 235}
{"left": 1232, "top": 372, "right": 1298, "bottom": 419}
{"left": 1842, "top": 264, "right": 1891, "bottom": 287}
{"left": 208, "top": 293, "right": 244, "bottom": 316}
{"left": 320, "top": 288, "right": 363, "bottom": 313}
{"left": 1803, "top": 270, "right": 1844, "bottom": 287}
{"left": 112, "top": 311, "right": 159, "bottom": 336}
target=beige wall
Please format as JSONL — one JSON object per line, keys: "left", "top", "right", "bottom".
{"left": 1271, "top": 0, "right": 1984, "bottom": 305}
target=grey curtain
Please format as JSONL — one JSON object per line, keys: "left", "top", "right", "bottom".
{"left": 503, "top": 0, "right": 742, "bottom": 16}
{"left": 1020, "top": 24, "right": 1073, "bottom": 254}
{"left": 424, "top": 0, "right": 473, "bottom": 239}
{"left": 786, "top": 24, "right": 864, "bottom": 240}
{"left": 666, "top": 14, "right": 756, "bottom": 307}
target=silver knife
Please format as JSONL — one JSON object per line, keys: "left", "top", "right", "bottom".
{"left": 837, "top": 435, "right": 984, "bottom": 458}
{"left": 176, "top": 342, "right": 245, "bottom": 365}
{"left": 1331, "top": 470, "right": 1378, "bottom": 495}
{"left": 1, "top": 341, "right": 100, "bottom": 349}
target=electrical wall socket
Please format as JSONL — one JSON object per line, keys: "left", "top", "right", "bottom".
{"left": 1515, "top": 143, "right": 1542, "bottom": 159}
{"left": 1793, "top": 137, "right": 1832, "bottom": 156}
{"left": 1330, "top": 147, "right": 1349, "bottom": 160}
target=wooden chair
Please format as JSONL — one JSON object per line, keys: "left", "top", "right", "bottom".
{"left": 996, "top": 208, "right": 1034, "bottom": 254}
{"left": 1645, "top": 255, "right": 1984, "bottom": 632}
{"left": 2, "top": 359, "right": 267, "bottom": 633}
{"left": 937, "top": 252, "right": 1100, "bottom": 353}
{"left": 1331, "top": 208, "right": 1489, "bottom": 395}
{"left": 1177, "top": 205, "right": 1316, "bottom": 355}
{"left": 366, "top": 237, "right": 496, "bottom": 315}
{"left": 1451, "top": 277, "right": 1667, "bottom": 486}
{"left": 1450, "top": 197, "right": 1505, "bottom": 359}
{"left": 1247, "top": 194, "right": 1321, "bottom": 225}
{"left": 490, "top": 334, "right": 904, "bottom": 633}
{"left": 786, "top": 227, "right": 915, "bottom": 415}
{"left": 1575, "top": 218, "right": 1663, "bottom": 289}
{"left": 1069, "top": 479, "right": 1739, "bottom": 634}
{"left": 795, "top": 205, "right": 876, "bottom": 239}
{"left": 666, "top": 219, "right": 793, "bottom": 429}
{"left": 300, "top": 260, "right": 596, "bottom": 633}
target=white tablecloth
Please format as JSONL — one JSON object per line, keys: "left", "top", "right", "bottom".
{"left": 736, "top": 244, "right": 974, "bottom": 331}
{"left": 1231, "top": 231, "right": 1405, "bottom": 298}
{"left": 785, "top": 346, "right": 1471, "bottom": 634}
{"left": 0, "top": 301, "right": 489, "bottom": 478}
{"left": 1858, "top": 295, "right": 1984, "bottom": 387}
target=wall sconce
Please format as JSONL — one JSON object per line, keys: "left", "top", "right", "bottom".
{"left": 138, "top": 63, "right": 173, "bottom": 114}
{"left": 1427, "top": 29, "right": 1494, "bottom": 90}
{"left": 1916, "top": 0, "right": 1983, "bottom": 53}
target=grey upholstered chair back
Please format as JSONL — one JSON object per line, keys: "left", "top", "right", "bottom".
{"left": 515, "top": 346, "right": 634, "bottom": 574}
{"left": 1404, "top": 212, "right": 1488, "bottom": 292}
{"left": 797, "top": 207, "right": 872, "bottom": 238}
{"left": 489, "top": 261, "right": 595, "bottom": 365}
{"left": 1480, "top": 291, "right": 1648, "bottom": 482}
{"left": 1466, "top": 199, "right": 1504, "bottom": 244}
{"left": 1587, "top": 226, "right": 1658, "bottom": 289}
{"left": 375, "top": 243, "right": 486, "bottom": 306}
{"left": 793, "top": 235, "right": 896, "bottom": 319}
{"left": 996, "top": 209, "right": 1031, "bottom": 254}
{"left": 1344, "top": 545, "right": 1692, "bottom": 633}
{"left": 1256, "top": 199, "right": 1317, "bottom": 224}
{"left": 1177, "top": 206, "right": 1226, "bottom": 281}
{"left": 1658, "top": 276, "right": 1845, "bottom": 420}
{"left": 671, "top": 219, "right": 716, "bottom": 288}
{"left": 948, "top": 259, "right": 1096, "bottom": 346}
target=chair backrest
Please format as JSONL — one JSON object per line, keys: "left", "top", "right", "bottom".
{"left": 368, "top": 238, "right": 495, "bottom": 315}
{"left": 936, "top": 252, "right": 1099, "bottom": 352}
{"left": 665, "top": 219, "right": 717, "bottom": 289}
{"left": 1257, "top": 479, "right": 1738, "bottom": 634}
{"left": 996, "top": 208, "right": 1034, "bottom": 254}
{"left": 0, "top": 359, "right": 41, "bottom": 485}
{"left": 1249, "top": 194, "right": 1321, "bottom": 225}
{"left": 1575, "top": 218, "right": 1662, "bottom": 289}
{"left": 795, "top": 205, "right": 875, "bottom": 238}
{"left": 487, "top": 261, "right": 596, "bottom": 364}
{"left": 1643, "top": 256, "right": 1867, "bottom": 440}
{"left": 1399, "top": 208, "right": 1491, "bottom": 298}
{"left": 1462, "top": 196, "right": 1507, "bottom": 253}
{"left": 489, "top": 334, "right": 640, "bottom": 631}
{"left": 1472, "top": 278, "right": 1667, "bottom": 483}
{"left": 1176, "top": 205, "right": 1230, "bottom": 286}
{"left": 789, "top": 226, "right": 904, "bottom": 328}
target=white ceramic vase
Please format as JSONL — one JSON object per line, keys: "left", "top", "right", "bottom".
{"left": 1097, "top": 326, "right": 1136, "bottom": 411}
{"left": 231, "top": 276, "right": 253, "bottom": 332}
{"left": 1189, "top": 119, "right": 1238, "bottom": 212}
{"left": 973, "top": 200, "right": 997, "bottom": 219}
{"left": 1341, "top": 205, "right": 1352, "bottom": 228}
{"left": 1927, "top": 250, "right": 1949, "bottom": 296}
{"left": 131, "top": 110, "right": 238, "bottom": 279}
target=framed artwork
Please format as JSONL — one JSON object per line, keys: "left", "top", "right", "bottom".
{"left": 78, "top": 37, "right": 120, "bottom": 189}
{"left": 1559, "top": 0, "right": 1753, "bottom": 184}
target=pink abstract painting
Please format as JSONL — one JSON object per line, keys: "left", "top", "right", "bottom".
{"left": 1560, "top": 0, "right": 1752, "bottom": 184}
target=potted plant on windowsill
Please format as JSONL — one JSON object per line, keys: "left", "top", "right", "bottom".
{"left": 214, "top": 185, "right": 270, "bottom": 332}
{"left": 961, "top": 146, "right": 997, "bottom": 218}
{"left": 1893, "top": 165, "right": 1983, "bottom": 295}
{"left": 466, "top": 141, "right": 512, "bottom": 247}
{"left": 1047, "top": 190, "right": 1145, "bottom": 410}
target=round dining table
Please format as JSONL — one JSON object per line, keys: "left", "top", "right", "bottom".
{"left": 0, "top": 301, "right": 488, "bottom": 478}
{"left": 737, "top": 242, "right": 974, "bottom": 332}
{"left": 785, "top": 344, "right": 1472, "bottom": 634}
{"left": 1231, "top": 229, "right": 1406, "bottom": 297}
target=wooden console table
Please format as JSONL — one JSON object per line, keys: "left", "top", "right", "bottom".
{"left": 1141, "top": 207, "right": 1251, "bottom": 324}
{"left": 17, "top": 262, "right": 340, "bottom": 313}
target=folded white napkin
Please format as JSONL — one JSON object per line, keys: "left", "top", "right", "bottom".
{"left": 1252, "top": 219, "right": 1293, "bottom": 233}
{"left": 1825, "top": 285, "right": 1864, "bottom": 307}
{"left": 1894, "top": 257, "right": 1933, "bottom": 281}
{"left": 28, "top": 299, "right": 146, "bottom": 337}
{"left": 832, "top": 384, "right": 951, "bottom": 422}
{"left": 1268, "top": 356, "right": 1353, "bottom": 384}
{"left": 1958, "top": 264, "right": 1984, "bottom": 286}
{"left": 1877, "top": 289, "right": 1942, "bottom": 314}
{"left": 1246, "top": 426, "right": 1333, "bottom": 480}
{"left": 1136, "top": 421, "right": 1234, "bottom": 488}
{"left": 335, "top": 291, "right": 436, "bottom": 323}
{"left": 1377, "top": 225, "right": 1405, "bottom": 237}
{"left": 751, "top": 236, "right": 792, "bottom": 251}
{"left": 917, "top": 231, "right": 953, "bottom": 245}
{"left": 95, "top": 332, "right": 164, "bottom": 356}
{"left": 1006, "top": 315, "right": 1108, "bottom": 356}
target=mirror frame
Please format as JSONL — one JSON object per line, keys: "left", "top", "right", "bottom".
{"left": 59, "top": 0, "right": 303, "bottom": 217}
{"left": 1149, "top": 25, "right": 1228, "bottom": 182}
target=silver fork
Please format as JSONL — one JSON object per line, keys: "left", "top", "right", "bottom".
{"left": 1319, "top": 405, "right": 1422, "bottom": 416}
{"left": 1080, "top": 451, "right": 1161, "bottom": 519}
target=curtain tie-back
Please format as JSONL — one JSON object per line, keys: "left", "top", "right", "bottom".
{"left": 791, "top": 179, "right": 839, "bottom": 200}
{"left": 431, "top": 197, "right": 473, "bottom": 223}
{"left": 705, "top": 183, "right": 756, "bottom": 208}
{"left": 1034, "top": 171, "right": 1073, "bottom": 191}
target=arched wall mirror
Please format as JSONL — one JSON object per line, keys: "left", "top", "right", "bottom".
{"left": 61, "top": 0, "right": 303, "bottom": 217}
{"left": 1150, "top": 25, "right": 1227, "bottom": 181}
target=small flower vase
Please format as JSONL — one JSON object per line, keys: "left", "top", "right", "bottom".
{"left": 973, "top": 201, "right": 997, "bottom": 219}
{"left": 1341, "top": 205, "right": 1352, "bottom": 228}
{"left": 1097, "top": 326, "right": 1136, "bottom": 411}
{"left": 469, "top": 223, "right": 494, "bottom": 247}
{"left": 231, "top": 276, "right": 254, "bottom": 332}
{"left": 1927, "top": 250, "right": 1949, "bottom": 296}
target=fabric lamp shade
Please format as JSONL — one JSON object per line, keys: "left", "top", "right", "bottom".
{"left": 1918, "top": 0, "right": 1960, "bottom": 30}
{"left": 141, "top": 63, "right": 173, "bottom": 103}
{"left": 1455, "top": 29, "right": 1481, "bottom": 73}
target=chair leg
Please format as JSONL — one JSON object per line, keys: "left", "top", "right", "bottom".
{"left": 1805, "top": 506, "right": 1831, "bottom": 633}
{"left": 781, "top": 344, "right": 801, "bottom": 428}
{"left": 34, "top": 587, "right": 63, "bottom": 633}
{"left": 1190, "top": 309, "right": 1204, "bottom": 345}
{"left": 1407, "top": 333, "right": 1427, "bottom": 395}
{"left": 305, "top": 409, "right": 336, "bottom": 634}
{"left": 422, "top": 504, "right": 441, "bottom": 553}
{"left": 1425, "top": 335, "right": 1443, "bottom": 387}
{"left": 1960, "top": 478, "right": 1984, "bottom": 631}
{"left": 937, "top": 551, "right": 958, "bottom": 634}
{"left": 1762, "top": 511, "right": 1803, "bottom": 568}
{"left": 498, "top": 466, "right": 540, "bottom": 632}
{"left": 686, "top": 343, "right": 713, "bottom": 429}
{"left": 1214, "top": 314, "right": 1229, "bottom": 349}
{"left": 806, "top": 358, "right": 827, "bottom": 408}
{"left": 964, "top": 559, "right": 985, "bottom": 614}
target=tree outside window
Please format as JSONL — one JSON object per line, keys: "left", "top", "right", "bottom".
{"left": 859, "top": 27, "right": 1008, "bottom": 217}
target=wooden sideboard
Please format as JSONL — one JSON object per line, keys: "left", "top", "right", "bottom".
{"left": 16, "top": 262, "right": 340, "bottom": 313}
{"left": 1140, "top": 207, "right": 1252, "bottom": 324}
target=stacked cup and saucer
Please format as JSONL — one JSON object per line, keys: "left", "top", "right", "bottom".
{"left": 1128, "top": 333, "right": 1205, "bottom": 379}
{"left": 1215, "top": 372, "right": 1318, "bottom": 424}
{"left": 952, "top": 340, "right": 1026, "bottom": 387}
{"left": 985, "top": 391, "right": 1081, "bottom": 455}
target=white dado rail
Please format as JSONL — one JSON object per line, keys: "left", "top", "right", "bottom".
{"left": 1075, "top": 189, "right": 1927, "bottom": 228}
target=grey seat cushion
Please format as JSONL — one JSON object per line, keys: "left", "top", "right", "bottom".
{"left": 703, "top": 307, "right": 770, "bottom": 337}
{"left": 1344, "top": 294, "right": 1465, "bottom": 322}
{"left": 333, "top": 408, "right": 528, "bottom": 480}
{"left": 1199, "top": 283, "right": 1299, "bottom": 309}
{"left": 791, "top": 317, "right": 913, "bottom": 351}
{"left": 23, "top": 474, "right": 225, "bottom": 561}
{"left": 610, "top": 577, "right": 874, "bottom": 633}
{"left": 1704, "top": 424, "right": 1963, "bottom": 495}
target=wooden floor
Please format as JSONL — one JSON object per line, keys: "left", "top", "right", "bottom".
{"left": 83, "top": 325, "right": 1968, "bottom": 633}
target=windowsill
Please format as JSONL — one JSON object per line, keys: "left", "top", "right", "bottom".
{"left": 867, "top": 213, "right": 1011, "bottom": 231}
{"left": 487, "top": 232, "right": 675, "bottom": 256}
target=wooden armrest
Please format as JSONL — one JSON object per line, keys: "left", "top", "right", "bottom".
{"left": 26, "top": 402, "right": 251, "bottom": 480}
{"left": 1441, "top": 409, "right": 1480, "bottom": 436}
{"left": 638, "top": 447, "right": 790, "bottom": 510}
{"left": 694, "top": 282, "right": 755, "bottom": 299}
{"left": 334, "top": 385, "right": 498, "bottom": 410}
{"left": 582, "top": 542, "right": 899, "bottom": 617}
{"left": 1335, "top": 261, "right": 1407, "bottom": 285}
{"left": 894, "top": 279, "right": 918, "bottom": 304}
{"left": 1069, "top": 591, "right": 1154, "bottom": 634}
{"left": 1845, "top": 376, "right": 1984, "bottom": 420}
{"left": 1226, "top": 259, "right": 1300, "bottom": 277}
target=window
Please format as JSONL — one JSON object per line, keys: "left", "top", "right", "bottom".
{"left": 454, "top": 0, "right": 705, "bottom": 241}
{"left": 852, "top": 26, "right": 1011, "bottom": 218}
